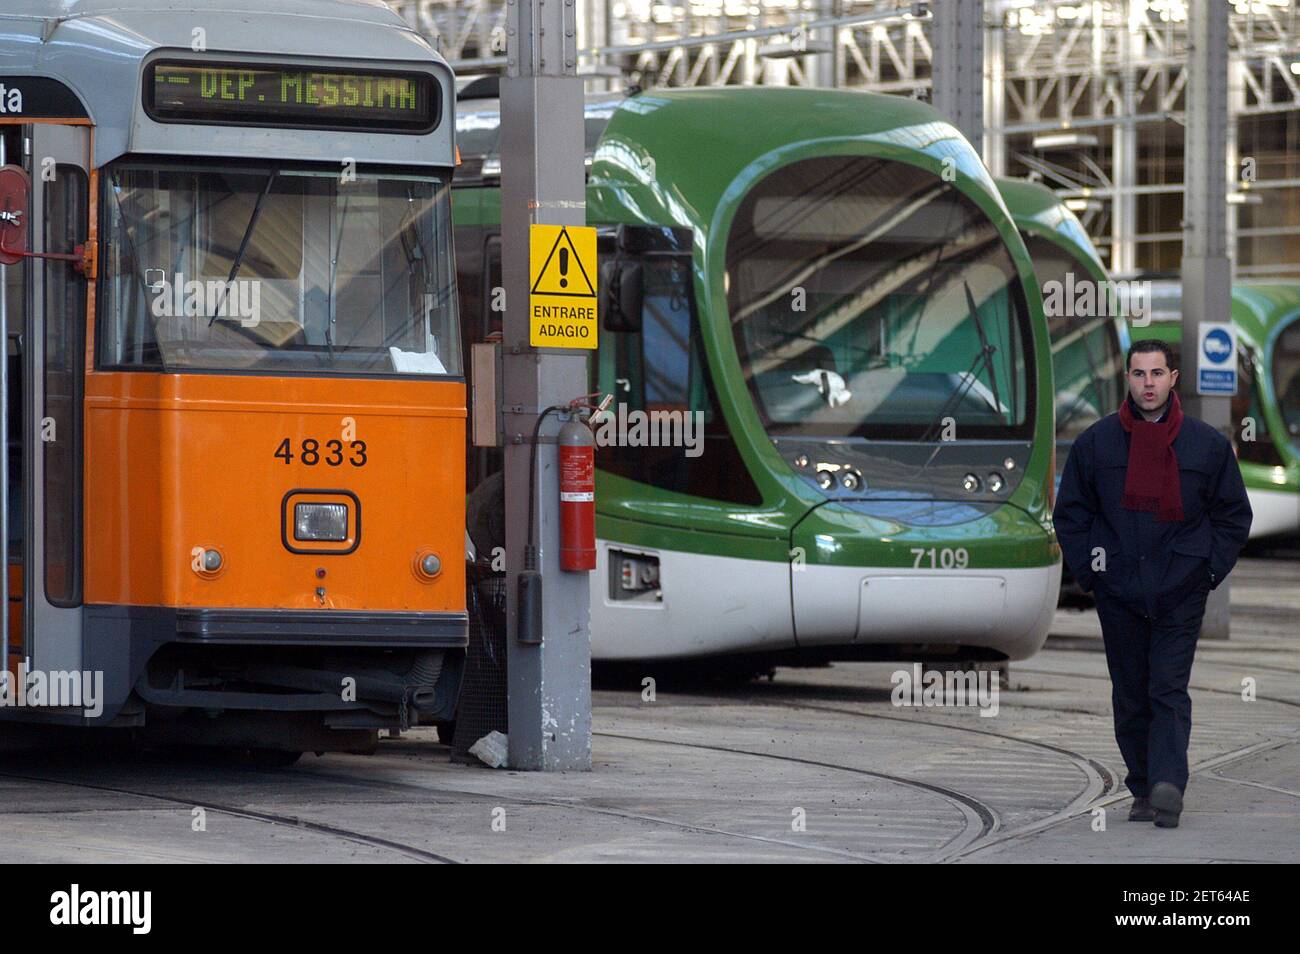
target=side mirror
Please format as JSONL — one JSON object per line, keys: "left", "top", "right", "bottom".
{"left": 0, "top": 165, "right": 31, "bottom": 266}
{"left": 599, "top": 259, "right": 643, "bottom": 333}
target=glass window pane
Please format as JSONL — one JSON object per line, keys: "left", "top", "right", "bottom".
{"left": 1235, "top": 344, "right": 1284, "bottom": 466}
{"left": 1274, "top": 318, "right": 1300, "bottom": 446}
{"left": 44, "top": 165, "right": 86, "bottom": 607}
{"left": 725, "top": 156, "right": 1035, "bottom": 441}
{"left": 597, "top": 249, "right": 760, "bottom": 505}
{"left": 102, "top": 163, "right": 460, "bottom": 377}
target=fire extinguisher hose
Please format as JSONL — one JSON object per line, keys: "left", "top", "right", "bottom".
{"left": 526, "top": 404, "right": 569, "bottom": 571}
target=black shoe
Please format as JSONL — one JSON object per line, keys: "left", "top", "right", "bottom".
{"left": 1150, "top": 782, "right": 1183, "bottom": 828}
{"left": 1128, "top": 797, "right": 1155, "bottom": 822}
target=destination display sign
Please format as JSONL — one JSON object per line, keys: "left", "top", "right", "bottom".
{"left": 145, "top": 61, "right": 437, "bottom": 133}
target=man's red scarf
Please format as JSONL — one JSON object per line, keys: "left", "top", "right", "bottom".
{"left": 1117, "top": 390, "right": 1184, "bottom": 522}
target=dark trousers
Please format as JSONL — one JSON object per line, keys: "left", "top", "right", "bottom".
{"left": 1094, "top": 586, "right": 1207, "bottom": 797}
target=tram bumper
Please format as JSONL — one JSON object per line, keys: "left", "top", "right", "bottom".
{"left": 790, "top": 502, "right": 1061, "bottom": 662}
{"left": 81, "top": 606, "right": 469, "bottom": 729}
{"left": 1245, "top": 486, "right": 1300, "bottom": 539}
{"left": 791, "top": 561, "right": 1060, "bottom": 661}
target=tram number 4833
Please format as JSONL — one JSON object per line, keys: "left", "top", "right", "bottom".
{"left": 910, "top": 547, "right": 969, "bottom": 569}
{"left": 274, "top": 437, "right": 368, "bottom": 467}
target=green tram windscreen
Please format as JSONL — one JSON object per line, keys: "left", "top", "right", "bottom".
{"left": 145, "top": 61, "right": 438, "bottom": 133}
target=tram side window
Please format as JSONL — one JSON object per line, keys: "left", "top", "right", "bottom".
{"left": 44, "top": 165, "right": 87, "bottom": 606}
{"left": 1234, "top": 345, "right": 1285, "bottom": 466}
{"left": 596, "top": 255, "right": 761, "bottom": 505}
{"left": 1274, "top": 321, "right": 1300, "bottom": 443}
{"left": 1026, "top": 236, "right": 1125, "bottom": 441}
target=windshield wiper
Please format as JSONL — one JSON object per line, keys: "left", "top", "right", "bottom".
{"left": 913, "top": 282, "right": 1002, "bottom": 452}
{"left": 915, "top": 348, "right": 990, "bottom": 447}
{"left": 208, "top": 168, "right": 277, "bottom": 327}
{"left": 904, "top": 190, "right": 960, "bottom": 356}
{"left": 965, "top": 280, "right": 1001, "bottom": 417}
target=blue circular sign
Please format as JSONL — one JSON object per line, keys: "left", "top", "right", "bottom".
{"left": 1203, "top": 328, "right": 1233, "bottom": 364}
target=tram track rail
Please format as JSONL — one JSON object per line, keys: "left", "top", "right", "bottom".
{"left": 1043, "top": 637, "right": 1300, "bottom": 676}
{"left": 288, "top": 754, "right": 902, "bottom": 863}
{"left": 2, "top": 648, "right": 1291, "bottom": 863}
{"left": 736, "top": 698, "right": 1117, "bottom": 805}
{"left": 590, "top": 696, "right": 1113, "bottom": 861}
{"left": 593, "top": 730, "right": 1001, "bottom": 860}
{"left": 592, "top": 662, "right": 1294, "bottom": 860}
{"left": 1015, "top": 667, "right": 1300, "bottom": 709}
{"left": 0, "top": 770, "right": 460, "bottom": 864}
{"left": 947, "top": 737, "right": 1293, "bottom": 861}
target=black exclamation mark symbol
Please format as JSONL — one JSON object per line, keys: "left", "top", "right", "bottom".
{"left": 558, "top": 247, "right": 569, "bottom": 289}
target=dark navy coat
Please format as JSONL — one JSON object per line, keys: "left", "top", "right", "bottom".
{"left": 1053, "top": 405, "right": 1253, "bottom": 617}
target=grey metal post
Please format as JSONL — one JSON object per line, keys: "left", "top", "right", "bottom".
{"left": 1226, "top": 53, "right": 1244, "bottom": 266}
{"left": 578, "top": 0, "right": 609, "bottom": 90}
{"left": 983, "top": 13, "right": 1005, "bottom": 176}
{"left": 813, "top": 0, "right": 839, "bottom": 89}
{"left": 931, "top": 0, "right": 984, "bottom": 148}
{"left": 1181, "top": 0, "right": 1232, "bottom": 640}
{"left": 501, "top": 0, "right": 593, "bottom": 769}
{"left": 1112, "top": 11, "right": 1139, "bottom": 276}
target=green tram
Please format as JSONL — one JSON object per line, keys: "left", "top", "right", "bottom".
{"left": 1131, "top": 283, "right": 1300, "bottom": 539}
{"left": 455, "top": 84, "right": 1062, "bottom": 662}
{"left": 995, "top": 179, "right": 1130, "bottom": 480}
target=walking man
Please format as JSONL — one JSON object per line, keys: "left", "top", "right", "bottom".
{"left": 1053, "top": 339, "right": 1253, "bottom": 828}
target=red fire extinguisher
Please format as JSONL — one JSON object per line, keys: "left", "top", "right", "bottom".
{"left": 558, "top": 416, "right": 596, "bottom": 571}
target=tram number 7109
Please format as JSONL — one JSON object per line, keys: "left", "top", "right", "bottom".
{"left": 910, "top": 547, "right": 969, "bottom": 570}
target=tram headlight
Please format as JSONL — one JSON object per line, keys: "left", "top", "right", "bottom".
{"left": 987, "top": 472, "right": 1005, "bottom": 493}
{"left": 294, "top": 503, "right": 349, "bottom": 542}
{"left": 840, "top": 469, "right": 863, "bottom": 491}
{"left": 815, "top": 469, "right": 837, "bottom": 491}
{"left": 962, "top": 473, "right": 981, "bottom": 493}
{"left": 1003, "top": 457, "right": 1016, "bottom": 471}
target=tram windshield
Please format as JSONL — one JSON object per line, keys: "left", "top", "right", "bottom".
{"left": 1023, "top": 235, "right": 1125, "bottom": 441}
{"left": 101, "top": 162, "right": 460, "bottom": 376}
{"left": 726, "top": 156, "right": 1034, "bottom": 440}
{"left": 1274, "top": 317, "right": 1300, "bottom": 443}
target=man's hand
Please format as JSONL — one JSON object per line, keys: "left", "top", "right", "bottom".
{"left": 1205, "top": 439, "right": 1253, "bottom": 587}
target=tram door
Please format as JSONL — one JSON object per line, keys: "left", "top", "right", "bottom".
{"left": 9, "top": 124, "right": 90, "bottom": 674}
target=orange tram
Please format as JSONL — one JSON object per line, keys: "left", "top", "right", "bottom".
{"left": 0, "top": 1, "right": 466, "bottom": 758}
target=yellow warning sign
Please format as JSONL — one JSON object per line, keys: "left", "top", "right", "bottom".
{"left": 530, "top": 224, "right": 598, "bottom": 349}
